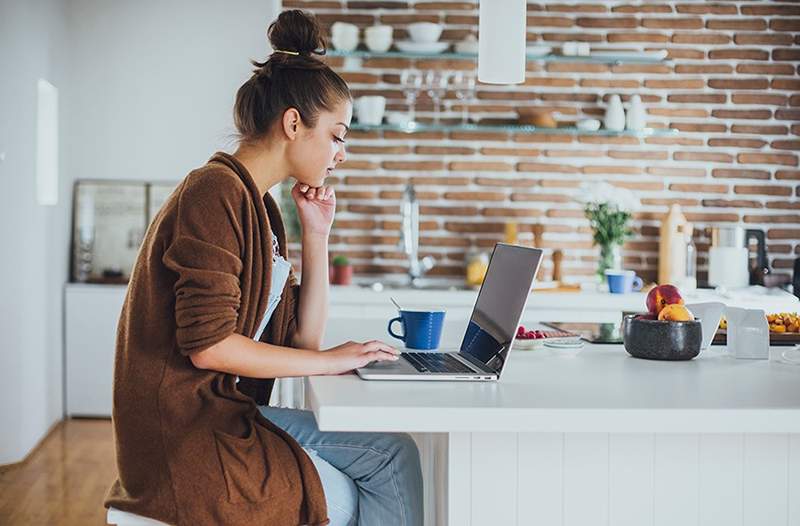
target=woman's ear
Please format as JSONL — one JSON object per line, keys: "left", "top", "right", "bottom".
{"left": 281, "top": 108, "right": 301, "bottom": 140}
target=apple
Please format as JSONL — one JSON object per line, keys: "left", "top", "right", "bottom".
{"left": 646, "top": 284, "right": 684, "bottom": 316}
{"left": 634, "top": 313, "right": 658, "bottom": 320}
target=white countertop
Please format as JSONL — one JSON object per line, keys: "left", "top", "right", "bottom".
{"left": 306, "top": 343, "right": 800, "bottom": 434}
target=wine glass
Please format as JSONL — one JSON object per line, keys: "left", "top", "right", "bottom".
{"left": 424, "top": 70, "right": 449, "bottom": 124}
{"left": 450, "top": 71, "right": 476, "bottom": 125}
{"left": 400, "top": 69, "right": 423, "bottom": 126}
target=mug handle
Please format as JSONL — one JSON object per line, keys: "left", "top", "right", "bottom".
{"left": 388, "top": 317, "right": 405, "bottom": 342}
{"left": 632, "top": 276, "right": 644, "bottom": 291}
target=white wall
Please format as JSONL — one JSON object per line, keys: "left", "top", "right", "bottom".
{"left": 0, "top": 0, "right": 69, "bottom": 465}
{"left": 0, "top": 0, "right": 280, "bottom": 465}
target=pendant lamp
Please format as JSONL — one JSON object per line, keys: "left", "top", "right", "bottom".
{"left": 478, "top": 0, "right": 527, "bottom": 84}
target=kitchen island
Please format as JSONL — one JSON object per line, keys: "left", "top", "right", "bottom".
{"left": 305, "top": 318, "right": 800, "bottom": 526}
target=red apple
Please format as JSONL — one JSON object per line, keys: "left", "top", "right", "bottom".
{"left": 646, "top": 284, "right": 684, "bottom": 316}
{"left": 635, "top": 313, "right": 658, "bottom": 320}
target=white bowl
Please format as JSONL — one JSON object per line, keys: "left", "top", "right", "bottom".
{"left": 577, "top": 118, "right": 601, "bottom": 131}
{"left": 408, "top": 22, "right": 443, "bottom": 43}
{"left": 395, "top": 41, "right": 449, "bottom": 54}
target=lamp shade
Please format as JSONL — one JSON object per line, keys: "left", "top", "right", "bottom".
{"left": 478, "top": 0, "right": 527, "bottom": 84}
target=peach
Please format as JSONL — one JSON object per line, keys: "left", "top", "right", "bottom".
{"left": 646, "top": 284, "right": 684, "bottom": 316}
{"left": 657, "top": 304, "right": 695, "bottom": 322}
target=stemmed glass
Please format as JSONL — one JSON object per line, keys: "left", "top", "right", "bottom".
{"left": 424, "top": 70, "right": 449, "bottom": 124}
{"left": 400, "top": 69, "right": 423, "bottom": 126}
{"left": 450, "top": 71, "right": 477, "bottom": 125}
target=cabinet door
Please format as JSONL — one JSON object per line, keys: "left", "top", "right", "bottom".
{"left": 65, "top": 285, "right": 127, "bottom": 416}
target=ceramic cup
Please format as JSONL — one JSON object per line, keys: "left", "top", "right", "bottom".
{"left": 407, "top": 22, "right": 443, "bottom": 43}
{"left": 331, "top": 22, "right": 359, "bottom": 51}
{"left": 388, "top": 309, "right": 446, "bottom": 350}
{"left": 355, "top": 95, "right": 386, "bottom": 125}
{"left": 365, "top": 25, "right": 393, "bottom": 52}
{"left": 605, "top": 269, "right": 643, "bottom": 294}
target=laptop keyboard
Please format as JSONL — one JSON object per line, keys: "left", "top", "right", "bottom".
{"left": 403, "top": 352, "right": 477, "bottom": 374}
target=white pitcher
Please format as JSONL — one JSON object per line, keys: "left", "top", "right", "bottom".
{"left": 603, "top": 94, "right": 625, "bottom": 132}
{"left": 625, "top": 94, "right": 646, "bottom": 131}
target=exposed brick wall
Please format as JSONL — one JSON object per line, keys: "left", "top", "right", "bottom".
{"left": 285, "top": 0, "right": 800, "bottom": 285}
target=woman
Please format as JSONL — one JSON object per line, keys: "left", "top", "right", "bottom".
{"left": 105, "top": 10, "right": 423, "bottom": 526}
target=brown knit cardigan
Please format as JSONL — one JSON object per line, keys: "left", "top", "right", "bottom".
{"left": 104, "top": 152, "right": 328, "bottom": 525}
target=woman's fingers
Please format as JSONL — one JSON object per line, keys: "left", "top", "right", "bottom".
{"left": 364, "top": 340, "right": 400, "bottom": 355}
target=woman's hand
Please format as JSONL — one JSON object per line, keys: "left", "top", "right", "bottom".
{"left": 322, "top": 340, "right": 400, "bottom": 375}
{"left": 292, "top": 182, "right": 336, "bottom": 238}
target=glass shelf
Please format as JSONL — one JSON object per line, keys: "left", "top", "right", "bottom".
{"left": 350, "top": 122, "right": 678, "bottom": 137}
{"left": 328, "top": 49, "right": 669, "bottom": 65}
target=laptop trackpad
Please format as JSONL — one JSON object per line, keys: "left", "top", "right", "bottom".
{"left": 362, "top": 358, "right": 414, "bottom": 372}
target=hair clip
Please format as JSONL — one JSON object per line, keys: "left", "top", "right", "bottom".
{"left": 274, "top": 49, "right": 299, "bottom": 56}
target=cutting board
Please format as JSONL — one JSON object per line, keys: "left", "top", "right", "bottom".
{"left": 712, "top": 329, "right": 800, "bottom": 346}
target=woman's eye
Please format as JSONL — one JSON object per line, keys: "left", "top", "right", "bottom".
{"left": 333, "top": 136, "right": 346, "bottom": 144}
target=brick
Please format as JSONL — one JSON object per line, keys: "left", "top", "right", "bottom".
{"left": 609, "top": 32, "right": 669, "bottom": 43}
{"left": 775, "top": 109, "right": 800, "bottom": 124}
{"left": 539, "top": 93, "right": 600, "bottom": 103}
{"left": 379, "top": 14, "right": 439, "bottom": 24}
{"left": 611, "top": 64, "right": 672, "bottom": 74}
{"left": 448, "top": 161, "right": 513, "bottom": 172}
{"left": 283, "top": 1, "right": 341, "bottom": 7}
{"left": 419, "top": 206, "right": 478, "bottom": 216}
{"left": 708, "top": 138, "right": 767, "bottom": 149}
{"left": 539, "top": 179, "right": 582, "bottom": 188}
{"left": 443, "top": 14, "right": 478, "bottom": 24}
{"left": 709, "top": 49, "right": 769, "bottom": 60}
{"left": 641, "top": 198, "right": 701, "bottom": 207}
{"left": 764, "top": 244, "right": 795, "bottom": 254}
{"left": 317, "top": 14, "right": 374, "bottom": 26}
{"left": 738, "top": 153, "right": 799, "bottom": 167}
{"left": 339, "top": 160, "right": 379, "bottom": 170}
{"left": 665, "top": 48, "right": 705, "bottom": 60}
{"left": 766, "top": 202, "right": 800, "bottom": 210}
{"left": 362, "top": 57, "right": 412, "bottom": 69}
{"left": 608, "top": 150, "right": 669, "bottom": 161}
{"left": 335, "top": 190, "right": 378, "bottom": 199}
{"left": 772, "top": 141, "right": 800, "bottom": 151}
{"left": 445, "top": 221, "right": 505, "bottom": 233}
{"left": 642, "top": 17, "right": 704, "bottom": 29}
{"left": 649, "top": 108, "right": 709, "bottom": 118}
{"left": 444, "top": 191, "right": 506, "bottom": 202}
{"left": 346, "top": 204, "right": 400, "bottom": 215}
{"left": 669, "top": 184, "right": 729, "bottom": 194}
{"left": 381, "top": 161, "right": 444, "bottom": 171}
{"left": 677, "top": 3, "right": 737, "bottom": 14}
{"left": 773, "top": 79, "right": 800, "bottom": 91}
{"left": 523, "top": 77, "right": 576, "bottom": 88}
{"left": 348, "top": 145, "right": 411, "bottom": 155}
{"left": 734, "top": 33, "right": 795, "bottom": 46}
{"left": 741, "top": 4, "right": 800, "bottom": 15}
{"left": 647, "top": 167, "right": 706, "bottom": 178}
{"left": 708, "top": 78, "right": 769, "bottom": 90}
{"left": 735, "top": 185, "right": 794, "bottom": 197}
{"left": 380, "top": 219, "right": 437, "bottom": 231}
{"left": 513, "top": 134, "right": 574, "bottom": 144}
{"left": 578, "top": 136, "right": 641, "bottom": 145}
{"left": 774, "top": 48, "right": 800, "bottom": 61}
{"left": 671, "top": 32, "right": 731, "bottom": 45}
{"left": 482, "top": 208, "right": 544, "bottom": 218}
{"left": 674, "top": 151, "right": 734, "bottom": 163}
{"left": 344, "top": 175, "right": 404, "bottom": 185}
{"left": 670, "top": 122, "right": 728, "bottom": 133}
{"left": 577, "top": 16, "right": 638, "bottom": 28}
{"left": 744, "top": 214, "right": 800, "bottom": 224}
{"left": 378, "top": 189, "right": 438, "bottom": 200}
{"left": 645, "top": 137, "right": 705, "bottom": 146}
{"left": 707, "top": 18, "right": 768, "bottom": 31}
{"left": 612, "top": 4, "right": 672, "bottom": 13}
{"left": 732, "top": 93, "right": 788, "bottom": 106}
{"left": 332, "top": 219, "right": 377, "bottom": 230}
{"left": 732, "top": 125, "right": 789, "bottom": 135}
{"left": 668, "top": 93, "right": 727, "bottom": 104}
{"left": 415, "top": 2, "right": 476, "bottom": 10}
{"left": 776, "top": 171, "right": 800, "bottom": 180}
{"left": 474, "top": 177, "right": 537, "bottom": 188}
{"left": 581, "top": 165, "right": 642, "bottom": 175}
{"left": 449, "top": 131, "right": 508, "bottom": 142}
{"left": 348, "top": 1, "right": 408, "bottom": 8}
{"left": 738, "top": 64, "right": 796, "bottom": 76}
{"left": 613, "top": 181, "right": 665, "bottom": 191}
{"left": 410, "top": 176, "right": 469, "bottom": 186}
{"left": 770, "top": 19, "right": 800, "bottom": 31}
{"left": 510, "top": 192, "right": 572, "bottom": 202}
{"left": 479, "top": 147, "right": 541, "bottom": 157}
{"left": 546, "top": 63, "right": 611, "bottom": 74}
{"left": 712, "top": 109, "right": 772, "bottom": 120}
{"left": 645, "top": 78, "right": 705, "bottom": 90}
{"left": 352, "top": 263, "right": 407, "bottom": 274}
{"left": 703, "top": 199, "right": 764, "bottom": 208}
{"left": 685, "top": 212, "right": 740, "bottom": 222}
{"left": 545, "top": 3, "right": 608, "bottom": 13}
{"left": 540, "top": 32, "right": 604, "bottom": 42}
{"left": 516, "top": 162, "right": 579, "bottom": 174}
{"left": 527, "top": 15, "right": 574, "bottom": 27}
{"left": 544, "top": 149, "right": 605, "bottom": 158}
{"left": 413, "top": 146, "right": 474, "bottom": 156}
{"left": 675, "top": 64, "right": 733, "bottom": 74}
{"left": 767, "top": 229, "right": 800, "bottom": 239}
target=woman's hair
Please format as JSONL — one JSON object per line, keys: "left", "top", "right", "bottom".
{"left": 234, "top": 10, "right": 351, "bottom": 142}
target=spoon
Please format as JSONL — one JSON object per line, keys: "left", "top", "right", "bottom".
{"left": 390, "top": 297, "right": 403, "bottom": 312}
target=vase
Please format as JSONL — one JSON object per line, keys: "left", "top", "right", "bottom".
{"left": 603, "top": 94, "right": 625, "bottom": 132}
{"left": 598, "top": 243, "right": 623, "bottom": 279}
{"left": 625, "top": 94, "right": 646, "bottom": 131}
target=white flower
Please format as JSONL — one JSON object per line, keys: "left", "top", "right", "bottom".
{"left": 576, "top": 181, "right": 640, "bottom": 212}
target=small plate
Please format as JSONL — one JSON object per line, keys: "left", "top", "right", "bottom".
{"left": 590, "top": 50, "right": 668, "bottom": 61}
{"left": 526, "top": 45, "right": 552, "bottom": 57}
{"left": 395, "top": 41, "right": 450, "bottom": 54}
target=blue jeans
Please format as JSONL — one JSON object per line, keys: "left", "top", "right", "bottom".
{"left": 259, "top": 406, "right": 424, "bottom": 526}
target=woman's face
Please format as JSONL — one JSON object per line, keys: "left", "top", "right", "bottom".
{"left": 286, "top": 101, "right": 352, "bottom": 188}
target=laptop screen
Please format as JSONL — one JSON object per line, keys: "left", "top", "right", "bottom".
{"left": 459, "top": 243, "right": 543, "bottom": 375}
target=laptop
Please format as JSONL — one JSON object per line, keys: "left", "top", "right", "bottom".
{"left": 356, "top": 243, "right": 544, "bottom": 381}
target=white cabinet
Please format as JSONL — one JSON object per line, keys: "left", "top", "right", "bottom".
{"left": 64, "top": 283, "right": 126, "bottom": 416}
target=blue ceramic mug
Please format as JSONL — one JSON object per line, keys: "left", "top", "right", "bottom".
{"left": 605, "top": 269, "right": 643, "bottom": 294}
{"left": 387, "top": 309, "right": 446, "bottom": 350}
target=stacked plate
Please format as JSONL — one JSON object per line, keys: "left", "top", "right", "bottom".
{"left": 543, "top": 336, "right": 585, "bottom": 354}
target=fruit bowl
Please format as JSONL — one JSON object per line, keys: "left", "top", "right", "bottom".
{"left": 622, "top": 314, "right": 703, "bottom": 361}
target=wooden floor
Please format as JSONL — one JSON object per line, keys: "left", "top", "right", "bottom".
{"left": 0, "top": 418, "right": 117, "bottom": 526}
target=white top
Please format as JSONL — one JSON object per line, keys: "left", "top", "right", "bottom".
{"left": 306, "top": 343, "right": 800, "bottom": 434}
{"left": 253, "top": 233, "right": 291, "bottom": 342}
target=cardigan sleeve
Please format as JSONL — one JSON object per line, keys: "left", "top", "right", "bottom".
{"left": 162, "top": 171, "right": 246, "bottom": 355}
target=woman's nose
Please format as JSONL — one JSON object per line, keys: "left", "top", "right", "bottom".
{"left": 335, "top": 144, "right": 347, "bottom": 164}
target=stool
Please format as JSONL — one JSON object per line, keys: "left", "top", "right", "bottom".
{"left": 107, "top": 507, "right": 170, "bottom": 526}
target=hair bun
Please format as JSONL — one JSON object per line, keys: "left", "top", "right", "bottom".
{"left": 268, "top": 9, "right": 326, "bottom": 56}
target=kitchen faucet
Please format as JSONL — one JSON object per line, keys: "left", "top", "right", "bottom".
{"left": 399, "top": 183, "right": 435, "bottom": 286}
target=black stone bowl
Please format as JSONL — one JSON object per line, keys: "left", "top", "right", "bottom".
{"left": 622, "top": 314, "right": 703, "bottom": 361}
